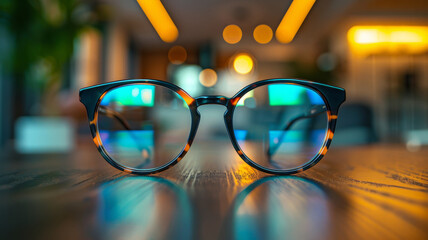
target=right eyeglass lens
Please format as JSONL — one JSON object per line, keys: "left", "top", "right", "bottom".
{"left": 232, "top": 83, "right": 329, "bottom": 171}
{"left": 96, "top": 84, "right": 192, "bottom": 170}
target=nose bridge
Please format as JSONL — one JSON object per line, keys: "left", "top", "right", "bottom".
{"left": 195, "top": 95, "right": 229, "bottom": 107}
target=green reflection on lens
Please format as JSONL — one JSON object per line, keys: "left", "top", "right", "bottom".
{"left": 268, "top": 84, "right": 305, "bottom": 106}
{"left": 101, "top": 85, "right": 155, "bottom": 107}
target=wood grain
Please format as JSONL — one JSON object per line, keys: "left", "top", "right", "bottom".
{"left": 0, "top": 140, "right": 427, "bottom": 240}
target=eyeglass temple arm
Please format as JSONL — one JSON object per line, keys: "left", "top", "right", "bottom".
{"left": 267, "top": 105, "right": 327, "bottom": 158}
{"left": 98, "top": 106, "right": 132, "bottom": 130}
{"left": 98, "top": 106, "right": 152, "bottom": 165}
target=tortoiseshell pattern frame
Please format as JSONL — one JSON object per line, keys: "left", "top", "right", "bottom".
{"left": 80, "top": 79, "right": 346, "bottom": 175}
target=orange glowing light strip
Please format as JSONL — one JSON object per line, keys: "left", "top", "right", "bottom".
{"left": 347, "top": 26, "right": 428, "bottom": 55}
{"left": 276, "top": 0, "right": 316, "bottom": 43}
{"left": 136, "top": 0, "right": 179, "bottom": 42}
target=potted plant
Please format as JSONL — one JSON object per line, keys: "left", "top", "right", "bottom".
{"left": 1, "top": 0, "right": 104, "bottom": 153}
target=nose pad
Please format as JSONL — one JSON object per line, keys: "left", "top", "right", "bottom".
{"left": 192, "top": 95, "right": 236, "bottom": 146}
{"left": 193, "top": 104, "right": 229, "bottom": 140}
{"left": 223, "top": 110, "right": 239, "bottom": 150}
{"left": 195, "top": 95, "right": 229, "bottom": 107}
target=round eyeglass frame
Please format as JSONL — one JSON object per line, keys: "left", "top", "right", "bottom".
{"left": 79, "top": 78, "right": 346, "bottom": 175}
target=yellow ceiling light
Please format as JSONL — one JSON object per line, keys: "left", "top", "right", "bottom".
{"left": 136, "top": 0, "right": 178, "bottom": 43}
{"left": 168, "top": 45, "right": 187, "bottom": 64}
{"left": 253, "top": 24, "right": 273, "bottom": 44}
{"left": 348, "top": 26, "right": 428, "bottom": 55}
{"left": 199, "top": 69, "right": 218, "bottom": 87}
{"left": 233, "top": 53, "right": 254, "bottom": 75}
{"left": 223, "top": 24, "right": 242, "bottom": 44}
{"left": 276, "top": 0, "right": 316, "bottom": 43}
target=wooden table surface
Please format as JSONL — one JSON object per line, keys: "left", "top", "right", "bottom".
{"left": 0, "top": 139, "right": 427, "bottom": 240}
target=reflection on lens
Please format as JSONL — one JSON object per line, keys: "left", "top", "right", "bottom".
{"left": 233, "top": 84, "right": 328, "bottom": 171}
{"left": 97, "top": 84, "right": 192, "bottom": 170}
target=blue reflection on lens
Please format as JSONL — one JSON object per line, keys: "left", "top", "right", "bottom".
{"left": 306, "top": 90, "right": 324, "bottom": 105}
{"left": 100, "top": 85, "right": 155, "bottom": 107}
{"left": 234, "top": 130, "right": 248, "bottom": 142}
{"left": 310, "top": 129, "right": 326, "bottom": 146}
{"left": 100, "top": 130, "right": 154, "bottom": 168}
{"left": 100, "top": 130, "right": 153, "bottom": 153}
{"left": 268, "top": 84, "right": 324, "bottom": 105}
{"left": 269, "top": 129, "right": 326, "bottom": 148}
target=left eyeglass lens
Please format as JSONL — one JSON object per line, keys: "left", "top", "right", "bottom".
{"left": 96, "top": 84, "right": 192, "bottom": 170}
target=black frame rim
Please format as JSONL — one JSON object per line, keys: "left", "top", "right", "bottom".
{"left": 225, "top": 79, "right": 341, "bottom": 174}
{"left": 79, "top": 78, "right": 346, "bottom": 175}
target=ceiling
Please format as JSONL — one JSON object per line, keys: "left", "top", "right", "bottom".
{"left": 97, "top": 0, "right": 428, "bottom": 58}
{"left": 99, "top": 0, "right": 357, "bottom": 46}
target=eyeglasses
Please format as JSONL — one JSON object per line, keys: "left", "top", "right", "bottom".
{"left": 80, "top": 79, "right": 345, "bottom": 175}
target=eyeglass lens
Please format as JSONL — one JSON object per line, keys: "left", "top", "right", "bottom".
{"left": 97, "top": 84, "right": 192, "bottom": 170}
{"left": 233, "top": 84, "right": 328, "bottom": 170}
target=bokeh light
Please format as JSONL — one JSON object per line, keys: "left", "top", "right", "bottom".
{"left": 253, "top": 24, "right": 273, "bottom": 44}
{"left": 175, "top": 65, "right": 203, "bottom": 96}
{"left": 199, "top": 68, "right": 218, "bottom": 87}
{"left": 316, "top": 52, "right": 336, "bottom": 72}
{"left": 233, "top": 53, "right": 254, "bottom": 75}
{"left": 168, "top": 45, "right": 187, "bottom": 64}
{"left": 223, "top": 24, "right": 242, "bottom": 44}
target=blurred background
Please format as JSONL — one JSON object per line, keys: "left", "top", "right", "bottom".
{"left": 0, "top": 0, "right": 427, "bottom": 155}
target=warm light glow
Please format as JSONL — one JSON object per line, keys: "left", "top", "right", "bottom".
{"left": 223, "top": 24, "right": 242, "bottom": 44}
{"left": 275, "top": 0, "right": 316, "bottom": 43}
{"left": 353, "top": 29, "right": 380, "bottom": 44}
{"left": 168, "top": 45, "right": 187, "bottom": 64}
{"left": 348, "top": 26, "right": 428, "bottom": 55}
{"left": 136, "top": 0, "right": 178, "bottom": 42}
{"left": 253, "top": 24, "right": 273, "bottom": 44}
{"left": 175, "top": 65, "right": 203, "bottom": 96}
{"left": 199, "top": 69, "right": 217, "bottom": 87}
{"left": 233, "top": 54, "right": 254, "bottom": 75}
